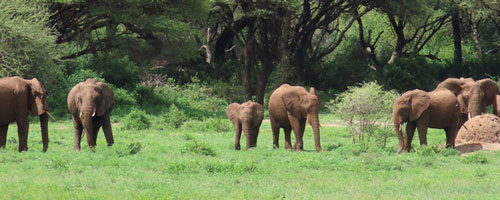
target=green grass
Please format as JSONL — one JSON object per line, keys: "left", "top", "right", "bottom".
{"left": 1, "top": 114, "right": 500, "bottom": 199}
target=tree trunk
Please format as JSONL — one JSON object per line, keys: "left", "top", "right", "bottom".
{"left": 451, "top": 11, "right": 462, "bottom": 66}
{"left": 470, "top": 21, "right": 483, "bottom": 58}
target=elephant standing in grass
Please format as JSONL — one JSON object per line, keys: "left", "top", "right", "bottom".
{"left": 0, "top": 76, "right": 50, "bottom": 152}
{"left": 393, "top": 89, "right": 461, "bottom": 153}
{"left": 268, "top": 84, "right": 322, "bottom": 152}
{"left": 226, "top": 101, "right": 264, "bottom": 150}
{"left": 68, "top": 79, "right": 115, "bottom": 151}
{"left": 436, "top": 78, "right": 499, "bottom": 120}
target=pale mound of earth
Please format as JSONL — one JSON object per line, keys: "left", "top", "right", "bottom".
{"left": 455, "top": 114, "right": 500, "bottom": 154}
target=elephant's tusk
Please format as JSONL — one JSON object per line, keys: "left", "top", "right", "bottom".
{"left": 79, "top": 112, "right": 82, "bottom": 118}
{"left": 92, "top": 108, "right": 96, "bottom": 117}
{"left": 468, "top": 113, "right": 471, "bottom": 120}
{"left": 398, "top": 123, "right": 402, "bottom": 132}
{"left": 46, "top": 111, "right": 57, "bottom": 121}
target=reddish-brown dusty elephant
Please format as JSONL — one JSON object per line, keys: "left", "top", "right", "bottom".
{"left": 268, "top": 84, "right": 321, "bottom": 152}
{"left": 226, "top": 101, "right": 264, "bottom": 150}
{"left": 0, "top": 76, "right": 50, "bottom": 152}
{"left": 393, "top": 89, "right": 461, "bottom": 153}
{"left": 68, "top": 79, "right": 115, "bottom": 151}
{"left": 436, "top": 78, "right": 499, "bottom": 120}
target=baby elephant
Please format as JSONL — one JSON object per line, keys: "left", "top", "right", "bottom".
{"left": 226, "top": 101, "right": 264, "bottom": 150}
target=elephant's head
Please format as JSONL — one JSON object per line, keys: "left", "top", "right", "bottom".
{"left": 226, "top": 101, "right": 264, "bottom": 150}
{"left": 26, "top": 78, "right": 49, "bottom": 116}
{"left": 437, "top": 78, "right": 499, "bottom": 118}
{"left": 393, "top": 89, "right": 430, "bottom": 153}
{"left": 25, "top": 78, "right": 49, "bottom": 152}
{"left": 282, "top": 87, "right": 322, "bottom": 152}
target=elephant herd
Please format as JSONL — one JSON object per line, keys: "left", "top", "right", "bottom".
{"left": 0, "top": 76, "right": 114, "bottom": 152}
{"left": 0, "top": 76, "right": 498, "bottom": 154}
{"left": 393, "top": 78, "right": 500, "bottom": 153}
{"left": 226, "top": 84, "right": 322, "bottom": 152}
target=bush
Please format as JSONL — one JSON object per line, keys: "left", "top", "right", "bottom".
{"left": 115, "top": 142, "right": 143, "bottom": 157}
{"left": 122, "top": 108, "right": 151, "bottom": 130}
{"left": 377, "top": 56, "right": 440, "bottom": 92}
{"left": 327, "top": 81, "right": 399, "bottom": 144}
{"left": 162, "top": 105, "right": 189, "bottom": 128}
{"left": 461, "top": 152, "right": 489, "bottom": 164}
{"left": 181, "top": 118, "right": 232, "bottom": 133}
{"left": 181, "top": 139, "right": 217, "bottom": 157}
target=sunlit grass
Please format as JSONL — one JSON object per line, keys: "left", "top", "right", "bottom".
{"left": 0, "top": 114, "right": 499, "bottom": 199}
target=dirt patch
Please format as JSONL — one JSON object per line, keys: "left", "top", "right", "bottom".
{"left": 455, "top": 114, "right": 500, "bottom": 154}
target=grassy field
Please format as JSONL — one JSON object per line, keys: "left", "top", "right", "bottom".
{"left": 0, "top": 114, "right": 499, "bottom": 199}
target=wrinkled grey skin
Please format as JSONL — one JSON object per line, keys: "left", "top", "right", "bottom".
{"left": 67, "top": 79, "right": 115, "bottom": 151}
{"left": 226, "top": 101, "right": 264, "bottom": 150}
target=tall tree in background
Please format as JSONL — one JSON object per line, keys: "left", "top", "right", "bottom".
{"left": 0, "top": 0, "right": 61, "bottom": 86}
{"left": 49, "top": 0, "right": 210, "bottom": 73}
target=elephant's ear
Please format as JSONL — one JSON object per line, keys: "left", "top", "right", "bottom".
{"left": 409, "top": 90, "right": 431, "bottom": 121}
{"left": 96, "top": 82, "right": 115, "bottom": 116}
{"left": 226, "top": 103, "right": 241, "bottom": 126}
{"left": 282, "top": 92, "right": 302, "bottom": 116}
{"left": 27, "top": 78, "right": 47, "bottom": 116}
{"left": 252, "top": 103, "right": 264, "bottom": 126}
{"left": 478, "top": 78, "right": 499, "bottom": 105}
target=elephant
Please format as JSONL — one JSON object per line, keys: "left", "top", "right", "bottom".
{"left": 0, "top": 76, "right": 49, "bottom": 152}
{"left": 68, "top": 78, "right": 115, "bottom": 151}
{"left": 436, "top": 78, "right": 499, "bottom": 120}
{"left": 393, "top": 89, "right": 461, "bottom": 153}
{"left": 226, "top": 101, "right": 264, "bottom": 150}
{"left": 268, "top": 84, "right": 322, "bottom": 152}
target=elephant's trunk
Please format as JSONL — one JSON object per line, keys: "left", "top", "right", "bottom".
{"left": 468, "top": 96, "right": 482, "bottom": 118}
{"left": 309, "top": 116, "right": 322, "bottom": 152}
{"left": 242, "top": 122, "right": 256, "bottom": 149}
{"left": 80, "top": 103, "right": 96, "bottom": 148}
{"left": 394, "top": 113, "right": 405, "bottom": 153}
{"left": 39, "top": 113, "right": 49, "bottom": 152}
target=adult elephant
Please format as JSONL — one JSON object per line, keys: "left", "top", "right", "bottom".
{"left": 0, "top": 76, "right": 49, "bottom": 152}
{"left": 268, "top": 84, "right": 321, "bottom": 152}
{"left": 68, "top": 79, "right": 115, "bottom": 151}
{"left": 436, "top": 78, "right": 499, "bottom": 119}
{"left": 226, "top": 101, "right": 264, "bottom": 150}
{"left": 393, "top": 89, "right": 460, "bottom": 153}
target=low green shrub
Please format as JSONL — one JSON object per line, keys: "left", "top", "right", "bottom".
{"left": 181, "top": 118, "right": 231, "bottom": 132}
{"left": 461, "top": 152, "right": 489, "bottom": 164}
{"left": 115, "top": 142, "right": 143, "bottom": 157}
{"left": 122, "top": 108, "right": 151, "bottom": 130}
{"left": 182, "top": 139, "right": 217, "bottom": 157}
{"left": 162, "top": 105, "right": 189, "bottom": 128}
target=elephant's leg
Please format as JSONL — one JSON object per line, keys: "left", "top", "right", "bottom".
{"left": 405, "top": 122, "right": 416, "bottom": 152}
{"left": 270, "top": 117, "right": 280, "bottom": 149}
{"left": 248, "top": 125, "right": 259, "bottom": 149}
{"left": 102, "top": 115, "right": 114, "bottom": 146}
{"left": 72, "top": 116, "right": 83, "bottom": 152}
{"left": 445, "top": 124, "right": 459, "bottom": 148}
{"left": 92, "top": 117, "right": 102, "bottom": 145}
{"left": 16, "top": 117, "right": 29, "bottom": 152}
{"left": 284, "top": 127, "right": 293, "bottom": 150}
{"left": 288, "top": 117, "right": 305, "bottom": 151}
{"left": 416, "top": 122, "right": 429, "bottom": 146}
{"left": 0, "top": 125, "right": 8, "bottom": 149}
{"left": 292, "top": 120, "right": 306, "bottom": 151}
{"left": 234, "top": 123, "right": 242, "bottom": 150}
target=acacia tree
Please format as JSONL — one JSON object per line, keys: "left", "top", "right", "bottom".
{"left": 0, "top": 0, "right": 61, "bottom": 84}
{"left": 356, "top": 0, "right": 450, "bottom": 68}
{"left": 49, "top": 0, "right": 210, "bottom": 69}
{"left": 212, "top": 0, "right": 379, "bottom": 103}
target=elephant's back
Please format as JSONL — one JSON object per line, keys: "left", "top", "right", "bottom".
{"left": 428, "top": 90, "right": 459, "bottom": 128}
